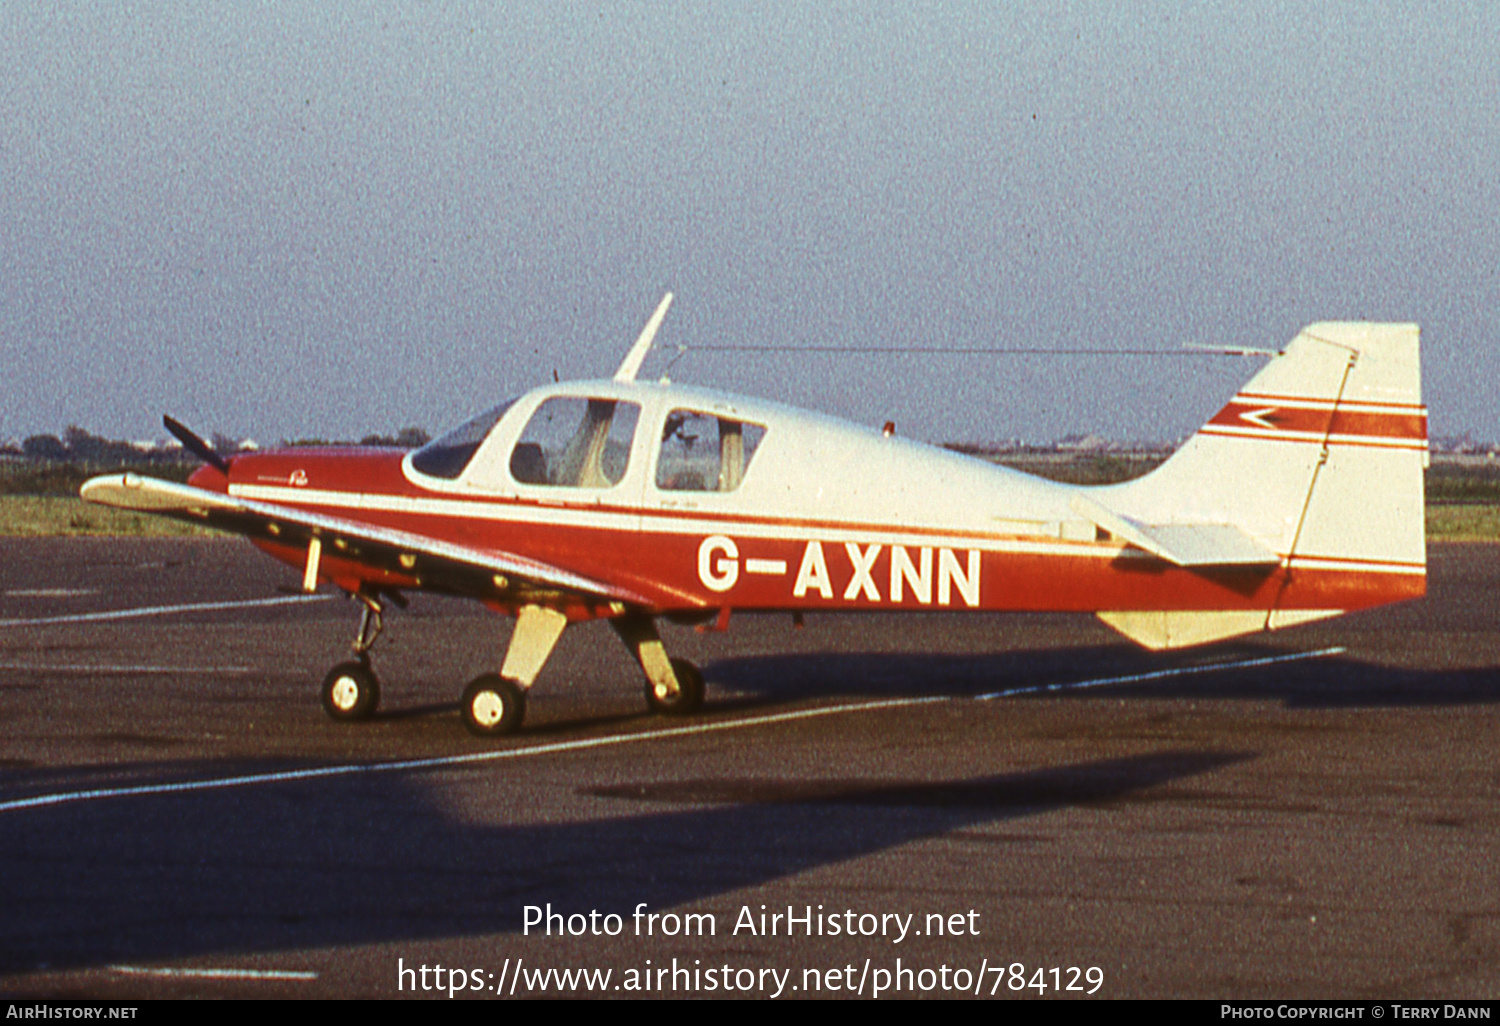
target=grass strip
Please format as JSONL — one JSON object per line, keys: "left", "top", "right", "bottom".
{"left": 0, "top": 496, "right": 223, "bottom": 537}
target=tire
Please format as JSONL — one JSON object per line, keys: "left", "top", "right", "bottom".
{"left": 461, "top": 674, "right": 526, "bottom": 737}
{"left": 645, "top": 658, "right": 705, "bottom": 716}
{"left": 321, "top": 661, "right": 379, "bottom": 721}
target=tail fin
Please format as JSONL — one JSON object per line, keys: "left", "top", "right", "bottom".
{"left": 1089, "top": 322, "right": 1426, "bottom": 649}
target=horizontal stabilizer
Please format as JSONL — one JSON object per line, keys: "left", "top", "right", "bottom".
{"left": 1070, "top": 495, "right": 1279, "bottom": 567}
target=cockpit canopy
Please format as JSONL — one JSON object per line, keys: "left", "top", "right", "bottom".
{"left": 409, "top": 387, "right": 768, "bottom": 493}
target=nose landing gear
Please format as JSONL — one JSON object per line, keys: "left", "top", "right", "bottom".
{"left": 319, "top": 593, "right": 385, "bottom": 722}
{"left": 321, "top": 658, "right": 379, "bottom": 721}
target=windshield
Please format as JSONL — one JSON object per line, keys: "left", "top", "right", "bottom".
{"left": 409, "top": 398, "right": 519, "bottom": 480}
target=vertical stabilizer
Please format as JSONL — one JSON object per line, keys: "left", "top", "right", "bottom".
{"left": 1093, "top": 322, "right": 1426, "bottom": 648}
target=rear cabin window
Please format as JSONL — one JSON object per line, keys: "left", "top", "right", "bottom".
{"left": 656, "top": 410, "right": 767, "bottom": 492}
{"left": 410, "top": 399, "right": 518, "bottom": 480}
{"left": 509, "top": 397, "right": 641, "bottom": 488}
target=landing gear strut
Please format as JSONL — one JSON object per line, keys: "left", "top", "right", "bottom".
{"left": 352, "top": 595, "right": 384, "bottom": 656}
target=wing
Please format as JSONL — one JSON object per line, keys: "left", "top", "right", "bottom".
{"left": 80, "top": 473, "right": 654, "bottom": 608}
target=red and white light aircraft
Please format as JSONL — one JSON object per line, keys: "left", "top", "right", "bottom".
{"left": 82, "top": 297, "right": 1427, "bottom": 737}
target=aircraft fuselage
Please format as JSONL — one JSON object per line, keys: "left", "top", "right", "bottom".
{"left": 198, "top": 379, "right": 1422, "bottom": 623}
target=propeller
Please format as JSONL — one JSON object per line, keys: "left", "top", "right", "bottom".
{"left": 163, "top": 415, "right": 232, "bottom": 474}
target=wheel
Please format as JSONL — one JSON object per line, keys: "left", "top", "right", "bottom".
{"left": 645, "top": 658, "right": 705, "bottom": 716}
{"left": 461, "top": 674, "right": 526, "bottom": 737}
{"left": 321, "top": 660, "right": 379, "bottom": 721}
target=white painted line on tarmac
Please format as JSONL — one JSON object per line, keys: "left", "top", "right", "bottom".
{"left": 110, "top": 964, "right": 318, "bottom": 981}
{"left": 0, "top": 662, "right": 255, "bottom": 675}
{"left": 0, "top": 593, "right": 334, "bottom": 628}
{"left": 0, "top": 697, "right": 947, "bottom": 814}
{"left": 5, "top": 588, "right": 97, "bottom": 598}
{"left": 0, "top": 646, "right": 1347, "bottom": 816}
{"left": 975, "top": 646, "right": 1346, "bottom": 700}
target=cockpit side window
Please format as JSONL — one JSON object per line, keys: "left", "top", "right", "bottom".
{"left": 410, "top": 399, "right": 519, "bottom": 480}
{"left": 656, "top": 410, "right": 767, "bottom": 492}
{"left": 509, "top": 397, "right": 641, "bottom": 488}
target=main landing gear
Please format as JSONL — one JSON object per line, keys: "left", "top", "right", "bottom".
{"left": 318, "top": 596, "right": 705, "bottom": 739}
{"left": 457, "top": 608, "right": 706, "bottom": 737}
{"left": 456, "top": 605, "right": 564, "bottom": 737}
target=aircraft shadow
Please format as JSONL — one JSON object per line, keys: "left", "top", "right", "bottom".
{"left": 0, "top": 749, "right": 1242, "bottom": 972}
{"left": 705, "top": 644, "right": 1500, "bottom": 710}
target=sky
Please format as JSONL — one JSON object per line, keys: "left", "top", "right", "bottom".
{"left": 2, "top": 2, "right": 1496, "bottom": 447}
